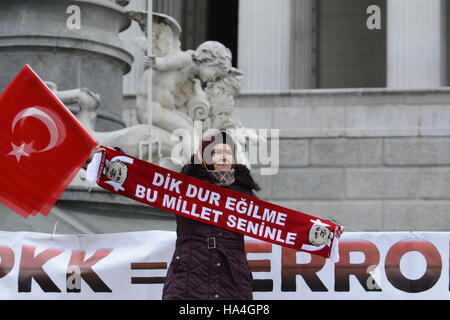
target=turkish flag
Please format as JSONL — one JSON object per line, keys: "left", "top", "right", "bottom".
{"left": 0, "top": 65, "right": 97, "bottom": 217}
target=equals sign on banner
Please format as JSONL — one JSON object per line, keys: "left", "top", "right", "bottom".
{"left": 130, "top": 262, "right": 168, "bottom": 284}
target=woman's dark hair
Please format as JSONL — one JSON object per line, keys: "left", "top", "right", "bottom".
{"left": 113, "top": 146, "right": 125, "bottom": 153}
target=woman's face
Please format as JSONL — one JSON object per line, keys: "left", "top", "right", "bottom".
{"left": 211, "top": 143, "right": 233, "bottom": 171}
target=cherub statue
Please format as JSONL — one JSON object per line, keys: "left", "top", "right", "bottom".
{"left": 126, "top": 11, "right": 195, "bottom": 133}
{"left": 126, "top": 11, "right": 233, "bottom": 126}
{"left": 126, "top": 11, "right": 265, "bottom": 167}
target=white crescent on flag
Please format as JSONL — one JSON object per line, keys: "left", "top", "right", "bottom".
{"left": 12, "top": 106, "right": 65, "bottom": 153}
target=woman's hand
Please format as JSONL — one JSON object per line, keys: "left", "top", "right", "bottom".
{"left": 93, "top": 145, "right": 105, "bottom": 153}
{"left": 336, "top": 226, "right": 345, "bottom": 238}
{"left": 90, "top": 145, "right": 105, "bottom": 158}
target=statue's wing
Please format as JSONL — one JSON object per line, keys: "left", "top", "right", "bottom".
{"left": 126, "top": 11, "right": 147, "bottom": 33}
{"left": 125, "top": 10, "right": 182, "bottom": 39}
{"left": 154, "top": 12, "right": 182, "bottom": 37}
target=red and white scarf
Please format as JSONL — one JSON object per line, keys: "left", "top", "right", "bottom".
{"left": 87, "top": 146, "right": 342, "bottom": 262}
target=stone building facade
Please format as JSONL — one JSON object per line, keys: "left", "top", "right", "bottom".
{"left": 0, "top": 0, "right": 449, "bottom": 232}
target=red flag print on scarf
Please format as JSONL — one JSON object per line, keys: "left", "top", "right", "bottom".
{"left": 90, "top": 146, "right": 342, "bottom": 261}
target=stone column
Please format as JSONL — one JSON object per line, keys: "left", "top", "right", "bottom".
{"left": 290, "top": 0, "right": 316, "bottom": 89}
{"left": 180, "top": 0, "right": 208, "bottom": 50}
{"left": 387, "top": 0, "right": 446, "bottom": 88}
{"left": 120, "top": 0, "right": 147, "bottom": 97}
{"left": 238, "top": 0, "right": 292, "bottom": 91}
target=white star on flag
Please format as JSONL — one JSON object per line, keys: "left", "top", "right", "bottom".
{"left": 7, "top": 142, "right": 30, "bottom": 163}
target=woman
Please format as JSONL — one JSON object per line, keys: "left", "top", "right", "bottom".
{"left": 91, "top": 131, "right": 344, "bottom": 299}
{"left": 162, "top": 131, "right": 261, "bottom": 300}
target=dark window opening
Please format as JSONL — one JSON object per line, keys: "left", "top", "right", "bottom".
{"left": 207, "top": 0, "right": 239, "bottom": 67}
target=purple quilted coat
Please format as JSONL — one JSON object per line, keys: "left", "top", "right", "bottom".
{"left": 162, "top": 158, "right": 261, "bottom": 300}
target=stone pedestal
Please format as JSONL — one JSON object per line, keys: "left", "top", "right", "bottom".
{"left": 387, "top": 0, "right": 446, "bottom": 88}
{"left": 0, "top": 0, "right": 133, "bottom": 131}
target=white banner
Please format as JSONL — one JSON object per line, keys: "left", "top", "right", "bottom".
{"left": 0, "top": 230, "right": 448, "bottom": 300}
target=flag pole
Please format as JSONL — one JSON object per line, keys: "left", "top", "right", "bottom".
{"left": 146, "top": 0, "right": 153, "bottom": 162}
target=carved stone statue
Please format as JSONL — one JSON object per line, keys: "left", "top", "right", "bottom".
{"left": 126, "top": 11, "right": 253, "bottom": 165}
{"left": 48, "top": 11, "right": 263, "bottom": 181}
{"left": 127, "top": 12, "right": 235, "bottom": 128}
{"left": 44, "top": 81, "right": 164, "bottom": 162}
{"left": 203, "top": 67, "right": 243, "bottom": 130}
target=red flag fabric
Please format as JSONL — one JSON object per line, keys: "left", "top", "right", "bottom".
{"left": 94, "top": 146, "right": 342, "bottom": 261}
{"left": 0, "top": 65, "right": 97, "bottom": 217}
